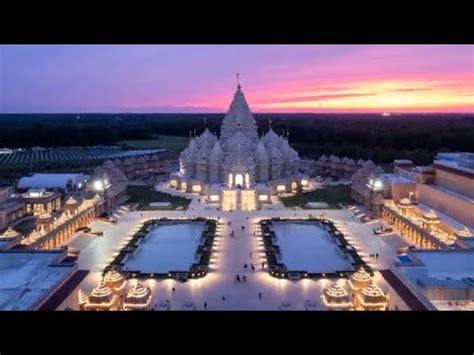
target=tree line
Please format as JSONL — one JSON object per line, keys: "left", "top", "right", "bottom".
{"left": 0, "top": 113, "right": 472, "bottom": 165}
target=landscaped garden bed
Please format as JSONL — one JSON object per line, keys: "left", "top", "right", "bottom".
{"left": 126, "top": 185, "right": 191, "bottom": 210}
{"left": 280, "top": 185, "right": 353, "bottom": 209}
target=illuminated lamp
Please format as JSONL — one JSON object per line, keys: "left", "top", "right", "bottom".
{"left": 93, "top": 180, "right": 104, "bottom": 191}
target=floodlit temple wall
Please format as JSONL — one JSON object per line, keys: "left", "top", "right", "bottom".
{"left": 416, "top": 184, "right": 474, "bottom": 228}
{"left": 390, "top": 183, "right": 416, "bottom": 202}
{"left": 434, "top": 167, "right": 474, "bottom": 199}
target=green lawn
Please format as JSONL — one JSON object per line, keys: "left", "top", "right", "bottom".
{"left": 126, "top": 185, "right": 191, "bottom": 210}
{"left": 118, "top": 135, "right": 190, "bottom": 153}
{"left": 280, "top": 185, "right": 353, "bottom": 209}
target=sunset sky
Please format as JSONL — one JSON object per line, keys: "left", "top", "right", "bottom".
{"left": 0, "top": 45, "right": 473, "bottom": 113}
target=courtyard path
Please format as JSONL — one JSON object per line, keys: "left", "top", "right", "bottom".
{"left": 58, "top": 185, "right": 400, "bottom": 311}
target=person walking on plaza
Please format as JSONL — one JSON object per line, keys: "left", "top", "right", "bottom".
{"left": 222, "top": 296, "right": 226, "bottom": 301}
{"left": 261, "top": 261, "right": 265, "bottom": 269}
{"left": 204, "top": 302, "right": 207, "bottom": 310}
{"left": 258, "top": 292, "right": 262, "bottom": 300}
{"left": 249, "top": 251, "right": 252, "bottom": 258}
{"left": 242, "top": 275, "right": 247, "bottom": 282}
{"left": 243, "top": 263, "right": 248, "bottom": 269}
{"left": 236, "top": 274, "right": 240, "bottom": 282}
{"left": 251, "top": 264, "right": 255, "bottom": 272}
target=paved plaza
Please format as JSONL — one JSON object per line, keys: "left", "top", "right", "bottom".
{"left": 58, "top": 184, "right": 400, "bottom": 311}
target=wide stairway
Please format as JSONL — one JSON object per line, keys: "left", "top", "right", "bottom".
{"left": 222, "top": 189, "right": 237, "bottom": 211}
{"left": 221, "top": 189, "right": 256, "bottom": 211}
{"left": 240, "top": 189, "right": 257, "bottom": 211}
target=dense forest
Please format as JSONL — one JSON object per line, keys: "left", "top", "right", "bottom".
{"left": 0, "top": 113, "right": 473, "bottom": 165}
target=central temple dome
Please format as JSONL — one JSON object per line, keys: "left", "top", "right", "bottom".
{"left": 220, "top": 85, "right": 259, "bottom": 144}
{"left": 170, "top": 77, "right": 306, "bottom": 203}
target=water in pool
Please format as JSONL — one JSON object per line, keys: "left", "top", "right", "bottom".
{"left": 397, "top": 255, "right": 412, "bottom": 263}
{"left": 272, "top": 222, "right": 354, "bottom": 273}
{"left": 123, "top": 222, "right": 204, "bottom": 273}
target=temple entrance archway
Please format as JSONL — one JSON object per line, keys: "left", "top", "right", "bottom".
{"left": 235, "top": 174, "right": 243, "bottom": 188}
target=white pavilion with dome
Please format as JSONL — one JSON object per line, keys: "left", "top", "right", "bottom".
{"left": 169, "top": 79, "right": 307, "bottom": 210}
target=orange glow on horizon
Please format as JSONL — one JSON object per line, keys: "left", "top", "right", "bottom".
{"left": 167, "top": 74, "right": 474, "bottom": 113}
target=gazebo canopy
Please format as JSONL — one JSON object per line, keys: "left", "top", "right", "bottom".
{"left": 398, "top": 198, "right": 414, "bottom": 209}
{"left": 423, "top": 210, "right": 440, "bottom": 223}
{"left": 323, "top": 282, "right": 350, "bottom": 304}
{"left": 38, "top": 212, "right": 53, "bottom": 219}
{"left": 1, "top": 226, "right": 20, "bottom": 238}
{"left": 359, "top": 281, "right": 388, "bottom": 306}
{"left": 104, "top": 270, "right": 126, "bottom": 290}
{"left": 124, "top": 280, "right": 152, "bottom": 308}
{"left": 65, "top": 196, "right": 78, "bottom": 205}
{"left": 88, "top": 280, "right": 114, "bottom": 305}
{"left": 349, "top": 267, "right": 372, "bottom": 289}
{"left": 78, "top": 289, "right": 89, "bottom": 306}
{"left": 455, "top": 226, "right": 473, "bottom": 238}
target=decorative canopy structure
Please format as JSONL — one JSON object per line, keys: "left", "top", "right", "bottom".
{"left": 349, "top": 267, "right": 372, "bottom": 290}
{"left": 78, "top": 289, "right": 89, "bottom": 308}
{"left": 398, "top": 198, "right": 413, "bottom": 207}
{"left": 103, "top": 270, "right": 126, "bottom": 290}
{"left": 357, "top": 281, "right": 389, "bottom": 310}
{"left": 87, "top": 280, "right": 117, "bottom": 309}
{"left": 321, "top": 281, "right": 352, "bottom": 309}
{"left": 65, "top": 196, "right": 78, "bottom": 205}
{"left": 38, "top": 212, "right": 53, "bottom": 220}
{"left": 0, "top": 226, "right": 20, "bottom": 239}
{"left": 422, "top": 210, "right": 440, "bottom": 226}
{"left": 124, "top": 280, "right": 152, "bottom": 310}
{"left": 398, "top": 198, "right": 414, "bottom": 214}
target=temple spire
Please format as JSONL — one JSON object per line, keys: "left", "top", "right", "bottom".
{"left": 268, "top": 118, "right": 272, "bottom": 130}
{"left": 236, "top": 72, "right": 241, "bottom": 90}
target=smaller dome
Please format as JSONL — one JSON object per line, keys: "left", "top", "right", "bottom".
{"left": 358, "top": 281, "right": 389, "bottom": 308}
{"left": 269, "top": 146, "right": 283, "bottom": 161}
{"left": 318, "top": 154, "right": 328, "bottom": 162}
{"left": 323, "top": 281, "right": 350, "bottom": 305}
{"left": 195, "top": 128, "right": 217, "bottom": 150}
{"left": 256, "top": 141, "right": 269, "bottom": 162}
{"left": 102, "top": 160, "right": 116, "bottom": 169}
{"left": 104, "top": 270, "right": 125, "bottom": 290}
{"left": 398, "top": 198, "right": 413, "bottom": 206}
{"left": 364, "top": 160, "right": 376, "bottom": 169}
{"left": 180, "top": 139, "right": 197, "bottom": 161}
{"left": 262, "top": 128, "right": 284, "bottom": 149}
{"left": 209, "top": 141, "right": 224, "bottom": 164}
{"left": 88, "top": 280, "right": 115, "bottom": 307}
{"left": 1, "top": 226, "right": 20, "bottom": 238}
{"left": 38, "top": 212, "right": 52, "bottom": 219}
{"left": 349, "top": 267, "right": 372, "bottom": 290}
{"left": 78, "top": 289, "right": 89, "bottom": 306}
{"left": 65, "top": 196, "right": 78, "bottom": 205}
{"left": 124, "top": 280, "right": 152, "bottom": 309}
{"left": 423, "top": 209, "right": 440, "bottom": 223}
{"left": 455, "top": 226, "right": 473, "bottom": 238}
